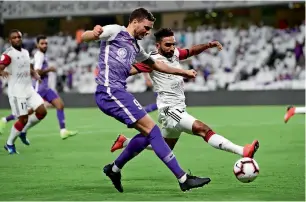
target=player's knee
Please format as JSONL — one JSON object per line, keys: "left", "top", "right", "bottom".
{"left": 18, "top": 116, "right": 28, "bottom": 125}
{"left": 192, "top": 120, "right": 211, "bottom": 137}
{"left": 35, "top": 106, "right": 47, "bottom": 119}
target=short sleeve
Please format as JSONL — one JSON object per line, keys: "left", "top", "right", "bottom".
{"left": 0, "top": 54, "right": 11, "bottom": 66}
{"left": 98, "top": 24, "right": 124, "bottom": 41}
{"left": 33, "top": 52, "right": 44, "bottom": 70}
{"left": 135, "top": 46, "right": 150, "bottom": 63}
{"left": 178, "top": 48, "right": 189, "bottom": 60}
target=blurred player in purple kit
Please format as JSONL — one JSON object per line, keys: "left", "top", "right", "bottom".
{"left": 0, "top": 35, "right": 77, "bottom": 142}
{"left": 81, "top": 8, "right": 211, "bottom": 192}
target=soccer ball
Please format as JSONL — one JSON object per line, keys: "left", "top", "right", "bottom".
{"left": 233, "top": 157, "right": 259, "bottom": 183}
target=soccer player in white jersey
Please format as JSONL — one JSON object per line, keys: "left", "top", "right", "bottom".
{"left": 0, "top": 35, "right": 77, "bottom": 142}
{"left": 284, "top": 105, "right": 306, "bottom": 123}
{"left": 111, "top": 28, "right": 259, "bottom": 158}
{"left": 0, "top": 30, "right": 47, "bottom": 154}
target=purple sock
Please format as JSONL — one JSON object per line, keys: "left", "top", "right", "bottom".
{"left": 144, "top": 103, "right": 158, "bottom": 113}
{"left": 115, "top": 133, "right": 149, "bottom": 168}
{"left": 6, "top": 114, "right": 16, "bottom": 122}
{"left": 114, "top": 126, "right": 185, "bottom": 179}
{"left": 56, "top": 109, "right": 66, "bottom": 129}
{"left": 147, "top": 125, "right": 185, "bottom": 179}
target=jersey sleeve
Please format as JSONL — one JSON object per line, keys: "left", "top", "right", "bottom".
{"left": 135, "top": 46, "right": 151, "bottom": 63}
{"left": 133, "top": 63, "right": 152, "bottom": 73}
{"left": 177, "top": 48, "right": 189, "bottom": 60}
{"left": 33, "top": 52, "right": 44, "bottom": 70}
{"left": 0, "top": 54, "right": 11, "bottom": 66}
{"left": 98, "top": 24, "right": 123, "bottom": 41}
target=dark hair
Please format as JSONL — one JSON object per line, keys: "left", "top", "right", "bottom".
{"left": 36, "top": 35, "right": 47, "bottom": 43}
{"left": 154, "top": 28, "right": 174, "bottom": 42}
{"left": 129, "top": 7, "right": 156, "bottom": 23}
{"left": 8, "top": 29, "right": 21, "bottom": 37}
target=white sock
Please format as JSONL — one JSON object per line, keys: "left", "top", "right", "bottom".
{"left": 295, "top": 107, "right": 306, "bottom": 114}
{"left": 7, "top": 125, "right": 22, "bottom": 145}
{"left": 123, "top": 138, "right": 153, "bottom": 150}
{"left": 22, "top": 114, "right": 40, "bottom": 133}
{"left": 178, "top": 173, "right": 187, "bottom": 183}
{"left": 60, "top": 128, "right": 67, "bottom": 135}
{"left": 207, "top": 134, "right": 243, "bottom": 156}
{"left": 112, "top": 163, "right": 121, "bottom": 173}
{"left": 1, "top": 117, "right": 7, "bottom": 123}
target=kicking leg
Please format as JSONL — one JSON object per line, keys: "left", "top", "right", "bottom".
{"left": 190, "top": 120, "right": 259, "bottom": 158}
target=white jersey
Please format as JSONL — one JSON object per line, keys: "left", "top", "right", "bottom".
{"left": 150, "top": 48, "right": 187, "bottom": 109}
{"left": 1, "top": 47, "right": 33, "bottom": 97}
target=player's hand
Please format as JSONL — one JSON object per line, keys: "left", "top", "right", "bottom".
{"left": 184, "top": 69, "right": 197, "bottom": 79}
{"left": 33, "top": 72, "right": 42, "bottom": 83}
{"left": 209, "top": 41, "right": 223, "bottom": 51}
{"left": 0, "top": 71, "right": 9, "bottom": 78}
{"left": 93, "top": 25, "right": 103, "bottom": 38}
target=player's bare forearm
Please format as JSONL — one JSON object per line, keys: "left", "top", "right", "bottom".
{"left": 145, "top": 59, "right": 187, "bottom": 76}
{"left": 81, "top": 31, "right": 99, "bottom": 42}
{"left": 30, "top": 66, "right": 36, "bottom": 77}
{"left": 0, "top": 64, "right": 5, "bottom": 72}
{"left": 129, "top": 66, "right": 140, "bottom": 75}
{"left": 189, "top": 43, "right": 212, "bottom": 56}
{"left": 37, "top": 67, "right": 55, "bottom": 76}
{"left": 189, "top": 41, "right": 222, "bottom": 56}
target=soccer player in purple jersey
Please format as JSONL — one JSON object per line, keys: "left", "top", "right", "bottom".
{"left": 81, "top": 8, "right": 210, "bottom": 192}
{"left": 0, "top": 35, "right": 78, "bottom": 142}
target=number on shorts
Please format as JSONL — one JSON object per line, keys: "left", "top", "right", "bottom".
{"left": 133, "top": 99, "right": 143, "bottom": 110}
{"left": 21, "top": 102, "right": 27, "bottom": 110}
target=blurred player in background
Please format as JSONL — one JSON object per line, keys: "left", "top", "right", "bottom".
{"left": 0, "top": 35, "right": 78, "bottom": 142}
{"left": 284, "top": 105, "right": 306, "bottom": 123}
{"left": 111, "top": 28, "right": 259, "bottom": 159}
{"left": 82, "top": 8, "right": 210, "bottom": 193}
{"left": 0, "top": 30, "right": 47, "bottom": 154}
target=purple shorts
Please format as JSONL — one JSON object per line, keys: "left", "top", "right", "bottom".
{"left": 38, "top": 88, "right": 59, "bottom": 103}
{"left": 95, "top": 85, "right": 147, "bottom": 128}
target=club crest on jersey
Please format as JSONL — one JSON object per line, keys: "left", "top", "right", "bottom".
{"left": 116, "top": 47, "right": 128, "bottom": 62}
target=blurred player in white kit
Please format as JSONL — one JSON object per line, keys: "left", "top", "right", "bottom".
{"left": 0, "top": 30, "right": 47, "bottom": 154}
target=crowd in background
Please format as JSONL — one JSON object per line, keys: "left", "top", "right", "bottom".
{"left": 0, "top": 22, "right": 305, "bottom": 94}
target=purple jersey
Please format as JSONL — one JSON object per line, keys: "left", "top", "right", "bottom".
{"left": 95, "top": 24, "right": 150, "bottom": 89}
{"left": 32, "top": 50, "right": 49, "bottom": 92}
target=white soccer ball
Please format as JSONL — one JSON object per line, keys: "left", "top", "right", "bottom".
{"left": 233, "top": 157, "right": 259, "bottom": 183}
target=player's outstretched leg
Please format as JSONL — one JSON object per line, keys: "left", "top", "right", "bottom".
{"left": 0, "top": 114, "right": 16, "bottom": 135}
{"left": 107, "top": 115, "right": 211, "bottom": 192}
{"left": 4, "top": 115, "right": 28, "bottom": 154}
{"left": 144, "top": 103, "right": 158, "bottom": 113}
{"left": 284, "top": 105, "right": 306, "bottom": 123}
{"left": 191, "top": 120, "right": 259, "bottom": 158}
{"left": 18, "top": 105, "right": 47, "bottom": 146}
{"left": 50, "top": 96, "right": 78, "bottom": 139}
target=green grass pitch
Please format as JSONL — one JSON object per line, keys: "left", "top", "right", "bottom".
{"left": 0, "top": 106, "right": 304, "bottom": 201}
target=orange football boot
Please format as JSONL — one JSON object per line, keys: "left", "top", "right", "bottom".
{"left": 284, "top": 105, "right": 295, "bottom": 123}
{"left": 243, "top": 140, "right": 259, "bottom": 158}
{"left": 111, "top": 134, "right": 127, "bottom": 153}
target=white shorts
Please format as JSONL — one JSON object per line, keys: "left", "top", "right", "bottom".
{"left": 8, "top": 90, "right": 44, "bottom": 117}
{"left": 158, "top": 107, "right": 197, "bottom": 139}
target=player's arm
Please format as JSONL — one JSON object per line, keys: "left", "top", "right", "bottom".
{"left": 179, "top": 41, "right": 223, "bottom": 59}
{"left": 30, "top": 64, "right": 41, "bottom": 82}
{"left": 81, "top": 24, "right": 120, "bottom": 42}
{"left": 0, "top": 54, "right": 11, "bottom": 78}
{"left": 33, "top": 53, "right": 55, "bottom": 76}
{"left": 136, "top": 48, "right": 196, "bottom": 78}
